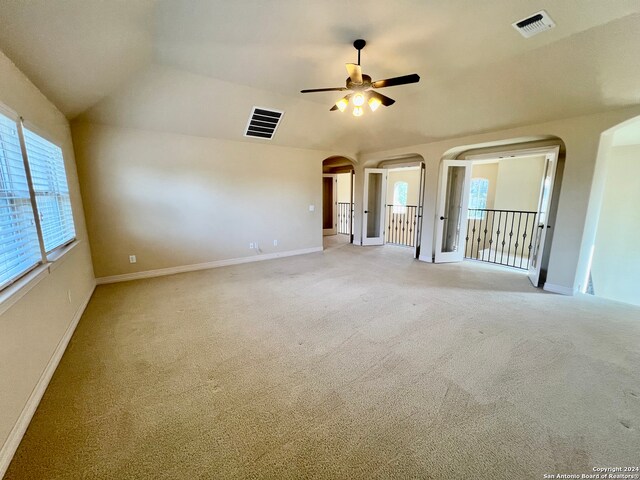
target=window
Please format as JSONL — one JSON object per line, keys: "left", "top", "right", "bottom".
{"left": 0, "top": 109, "right": 75, "bottom": 291}
{"left": 0, "top": 113, "right": 41, "bottom": 290}
{"left": 23, "top": 127, "right": 75, "bottom": 253}
{"left": 392, "top": 181, "right": 408, "bottom": 214}
{"left": 468, "top": 178, "right": 489, "bottom": 219}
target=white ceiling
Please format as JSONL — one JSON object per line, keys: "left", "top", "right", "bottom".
{"left": 0, "top": 0, "right": 639, "bottom": 152}
{"left": 0, "top": 0, "right": 154, "bottom": 118}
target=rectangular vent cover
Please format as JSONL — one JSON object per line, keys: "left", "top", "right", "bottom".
{"left": 512, "top": 10, "right": 556, "bottom": 38}
{"left": 244, "top": 107, "right": 284, "bottom": 140}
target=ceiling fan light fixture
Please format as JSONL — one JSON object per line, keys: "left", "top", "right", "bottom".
{"left": 300, "top": 39, "right": 419, "bottom": 116}
{"left": 335, "top": 97, "right": 349, "bottom": 112}
{"left": 352, "top": 92, "right": 365, "bottom": 107}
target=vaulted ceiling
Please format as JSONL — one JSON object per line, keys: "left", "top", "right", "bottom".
{"left": 0, "top": 0, "right": 639, "bottom": 153}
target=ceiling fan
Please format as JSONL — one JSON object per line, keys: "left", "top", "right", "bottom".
{"left": 300, "top": 39, "right": 420, "bottom": 117}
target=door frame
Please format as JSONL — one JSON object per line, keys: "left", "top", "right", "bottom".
{"left": 464, "top": 145, "right": 562, "bottom": 286}
{"left": 362, "top": 168, "right": 387, "bottom": 246}
{"left": 526, "top": 146, "right": 560, "bottom": 286}
{"left": 434, "top": 160, "right": 472, "bottom": 263}
{"left": 350, "top": 170, "right": 355, "bottom": 244}
{"left": 322, "top": 173, "right": 337, "bottom": 236}
{"left": 414, "top": 162, "right": 426, "bottom": 259}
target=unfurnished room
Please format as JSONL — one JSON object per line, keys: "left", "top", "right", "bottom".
{"left": 0, "top": 1, "right": 639, "bottom": 479}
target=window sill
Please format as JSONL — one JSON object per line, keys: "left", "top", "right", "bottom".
{"left": 47, "top": 239, "right": 80, "bottom": 273}
{"left": 0, "top": 239, "right": 82, "bottom": 316}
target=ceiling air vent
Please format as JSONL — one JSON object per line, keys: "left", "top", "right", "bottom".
{"left": 512, "top": 10, "right": 556, "bottom": 38}
{"left": 244, "top": 107, "right": 284, "bottom": 140}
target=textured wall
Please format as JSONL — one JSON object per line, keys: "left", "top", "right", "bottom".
{"left": 386, "top": 168, "right": 421, "bottom": 206}
{"left": 72, "top": 122, "right": 331, "bottom": 278}
{"left": 0, "top": 50, "right": 95, "bottom": 460}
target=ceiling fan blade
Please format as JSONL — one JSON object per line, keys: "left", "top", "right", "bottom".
{"left": 346, "top": 63, "right": 363, "bottom": 84}
{"left": 300, "top": 87, "right": 348, "bottom": 93}
{"left": 368, "top": 90, "right": 395, "bottom": 106}
{"left": 371, "top": 73, "right": 420, "bottom": 89}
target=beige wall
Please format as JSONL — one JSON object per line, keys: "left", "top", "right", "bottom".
{"left": 590, "top": 144, "right": 640, "bottom": 305}
{"left": 470, "top": 163, "right": 498, "bottom": 209}
{"left": 72, "top": 122, "right": 330, "bottom": 279}
{"left": 357, "top": 105, "right": 640, "bottom": 293}
{"left": 494, "top": 156, "right": 546, "bottom": 212}
{"left": 0, "top": 51, "right": 95, "bottom": 464}
{"left": 386, "top": 168, "right": 421, "bottom": 206}
{"left": 470, "top": 156, "right": 546, "bottom": 213}
{"left": 336, "top": 173, "right": 351, "bottom": 204}
{"left": 466, "top": 156, "right": 545, "bottom": 259}
{"left": 69, "top": 74, "right": 640, "bottom": 296}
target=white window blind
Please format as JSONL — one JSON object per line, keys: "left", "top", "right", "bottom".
{"left": 0, "top": 113, "right": 42, "bottom": 289}
{"left": 23, "top": 127, "right": 75, "bottom": 254}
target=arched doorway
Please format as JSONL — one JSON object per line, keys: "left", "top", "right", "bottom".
{"left": 435, "top": 138, "right": 566, "bottom": 288}
{"left": 583, "top": 116, "right": 640, "bottom": 305}
{"left": 322, "top": 156, "right": 356, "bottom": 249}
{"left": 361, "top": 155, "right": 426, "bottom": 259}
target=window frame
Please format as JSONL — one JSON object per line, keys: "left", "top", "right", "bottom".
{"left": 0, "top": 103, "right": 77, "bottom": 302}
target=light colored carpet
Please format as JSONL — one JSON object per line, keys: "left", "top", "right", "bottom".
{"left": 322, "top": 233, "right": 350, "bottom": 250}
{"left": 5, "top": 245, "right": 640, "bottom": 479}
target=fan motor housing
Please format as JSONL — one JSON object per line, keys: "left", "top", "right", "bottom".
{"left": 346, "top": 74, "right": 371, "bottom": 90}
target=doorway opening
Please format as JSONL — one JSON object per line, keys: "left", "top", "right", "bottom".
{"left": 583, "top": 116, "right": 640, "bottom": 306}
{"left": 434, "top": 145, "right": 562, "bottom": 287}
{"left": 322, "top": 156, "right": 355, "bottom": 249}
{"left": 385, "top": 166, "right": 422, "bottom": 249}
{"left": 362, "top": 155, "right": 426, "bottom": 259}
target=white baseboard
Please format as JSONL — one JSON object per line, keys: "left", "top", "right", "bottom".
{"left": 543, "top": 282, "right": 576, "bottom": 296}
{"left": 0, "top": 281, "right": 96, "bottom": 478}
{"left": 96, "top": 246, "right": 324, "bottom": 285}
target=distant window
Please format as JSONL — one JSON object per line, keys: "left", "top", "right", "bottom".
{"left": 392, "top": 181, "right": 408, "bottom": 214}
{"left": 468, "top": 178, "right": 489, "bottom": 219}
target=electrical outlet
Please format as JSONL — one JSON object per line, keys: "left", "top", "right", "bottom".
{"left": 129, "top": 255, "right": 137, "bottom": 264}
{"left": 249, "top": 243, "right": 254, "bottom": 249}
{"left": 309, "top": 205, "right": 315, "bottom": 212}
{"left": 273, "top": 239, "right": 278, "bottom": 246}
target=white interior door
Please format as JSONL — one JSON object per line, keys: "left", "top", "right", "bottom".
{"left": 350, "top": 170, "right": 355, "bottom": 243}
{"left": 528, "top": 148, "right": 559, "bottom": 286}
{"left": 362, "top": 168, "right": 387, "bottom": 245}
{"left": 414, "top": 162, "right": 426, "bottom": 259}
{"left": 322, "top": 174, "right": 337, "bottom": 236}
{"left": 434, "top": 160, "right": 472, "bottom": 263}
